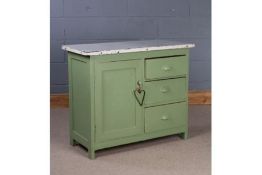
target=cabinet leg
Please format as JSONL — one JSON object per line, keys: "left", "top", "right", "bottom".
{"left": 88, "top": 149, "right": 96, "bottom": 159}
{"left": 180, "top": 132, "right": 188, "bottom": 140}
{"left": 70, "top": 138, "right": 77, "bottom": 146}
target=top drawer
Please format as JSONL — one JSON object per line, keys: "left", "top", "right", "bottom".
{"left": 145, "top": 55, "right": 188, "bottom": 80}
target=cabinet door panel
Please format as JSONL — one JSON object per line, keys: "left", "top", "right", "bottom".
{"left": 95, "top": 60, "right": 143, "bottom": 142}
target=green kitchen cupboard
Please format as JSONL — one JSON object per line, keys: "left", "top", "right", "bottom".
{"left": 62, "top": 40, "right": 195, "bottom": 159}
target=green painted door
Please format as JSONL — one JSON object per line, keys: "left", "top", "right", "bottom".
{"left": 95, "top": 60, "right": 144, "bottom": 142}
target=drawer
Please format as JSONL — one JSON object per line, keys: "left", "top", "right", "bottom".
{"left": 145, "top": 102, "right": 187, "bottom": 133}
{"left": 145, "top": 55, "right": 188, "bottom": 80}
{"left": 144, "top": 78, "right": 187, "bottom": 105}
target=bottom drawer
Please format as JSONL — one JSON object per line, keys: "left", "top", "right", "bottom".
{"left": 145, "top": 102, "right": 187, "bottom": 133}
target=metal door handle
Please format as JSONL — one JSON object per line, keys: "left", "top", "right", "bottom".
{"left": 136, "top": 81, "right": 142, "bottom": 93}
{"left": 133, "top": 81, "right": 145, "bottom": 106}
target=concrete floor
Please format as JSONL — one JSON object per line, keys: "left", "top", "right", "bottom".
{"left": 51, "top": 105, "right": 211, "bottom": 175}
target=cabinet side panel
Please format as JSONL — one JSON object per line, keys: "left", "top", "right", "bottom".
{"left": 68, "top": 53, "right": 91, "bottom": 144}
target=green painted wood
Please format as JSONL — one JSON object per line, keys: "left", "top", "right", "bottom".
{"left": 95, "top": 125, "right": 187, "bottom": 150}
{"left": 67, "top": 48, "right": 191, "bottom": 159}
{"left": 95, "top": 60, "right": 144, "bottom": 143}
{"left": 144, "top": 78, "right": 187, "bottom": 106}
{"left": 68, "top": 53, "right": 92, "bottom": 151}
{"left": 145, "top": 55, "right": 188, "bottom": 80}
{"left": 71, "top": 58, "right": 90, "bottom": 139}
{"left": 88, "top": 57, "right": 96, "bottom": 159}
{"left": 184, "top": 51, "right": 190, "bottom": 140}
{"left": 145, "top": 102, "right": 187, "bottom": 133}
{"left": 68, "top": 54, "right": 73, "bottom": 146}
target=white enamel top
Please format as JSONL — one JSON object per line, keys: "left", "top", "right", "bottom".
{"left": 62, "top": 40, "right": 195, "bottom": 56}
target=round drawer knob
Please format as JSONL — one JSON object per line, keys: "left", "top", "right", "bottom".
{"left": 161, "top": 115, "right": 168, "bottom": 120}
{"left": 161, "top": 66, "right": 172, "bottom": 71}
{"left": 160, "top": 87, "right": 168, "bottom": 93}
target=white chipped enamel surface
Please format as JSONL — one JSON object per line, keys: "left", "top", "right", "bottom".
{"left": 62, "top": 40, "right": 195, "bottom": 56}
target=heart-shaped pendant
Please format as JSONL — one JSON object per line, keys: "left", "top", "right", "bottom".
{"left": 133, "top": 89, "right": 145, "bottom": 106}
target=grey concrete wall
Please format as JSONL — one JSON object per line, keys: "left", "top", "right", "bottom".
{"left": 51, "top": 0, "right": 211, "bottom": 93}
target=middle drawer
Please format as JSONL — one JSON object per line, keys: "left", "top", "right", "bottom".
{"left": 144, "top": 78, "right": 187, "bottom": 106}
